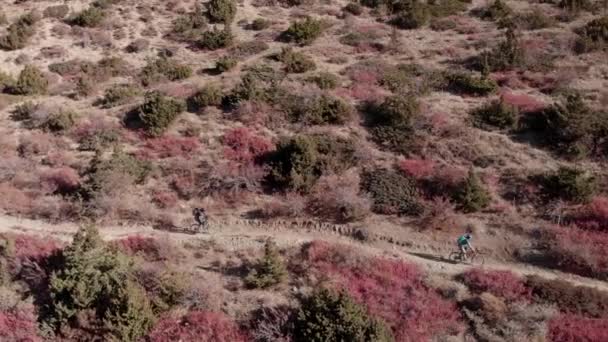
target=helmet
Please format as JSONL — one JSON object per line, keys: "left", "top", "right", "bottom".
{"left": 464, "top": 233, "right": 472, "bottom": 240}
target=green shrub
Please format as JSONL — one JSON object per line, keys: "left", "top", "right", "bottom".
{"left": 471, "top": 99, "right": 518, "bottom": 130}
{"left": 79, "top": 128, "right": 121, "bottom": 151}
{"left": 366, "top": 94, "right": 420, "bottom": 153}
{"left": 139, "top": 57, "right": 192, "bottom": 86}
{"left": 294, "top": 288, "right": 394, "bottom": 342}
{"left": 539, "top": 167, "right": 596, "bottom": 203}
{"left": 478, "top": 0, "right": 512, "bottom": 21}
{"left": 139, "top": 269, "right": 189, "bottom": 314}
{"left": 10, "top": 101, "right": 38, "bottom": 121}
{"left": 70, "top": 7, "right": 105, "bottom": 27}
{"left": 510, "top": 9, "right": 556, "bottom": 30}
{"left": 245, "top": 240, "right": 287, "bottom": 289}
{"left": 443, "top": 71, "right": 497, "bottom": 96}
{"left": 0, "top": 70, "right": 15, "bottom": 92}
{"left": 187, "top": 85, "right": 223, "bottom": 112}
{"left": 427, "top": 0, "right": 469, "bottom": 18}
{"left": 361, "top": 168, "right": 422, "bottom": 215}
{"left": 100, "top": 83, "right": 141, "bottom": 108}
{"left": 138, "top": 91, "right": 186, "bottom": 136}
{"left": 83, "top": 150, "right": 152, "bottom": 197}
{"left": 230, "top": 40, "right": 270, "bottom": 58}
{"left": 307, "top": 72, "right": 340, "bottom": 89}
{"left": 41, "top": 110, "right": 78, "bottom": 133}
{"left": 12, "top": 65, "right": 48, "bottom": 95}
{"left": 46, "top": 226, "right": 154, "bottom": 342}
{"left": 276, "top": 47, "right": 316, "bottom": 73}
{"left": 481, "top": 27, "right": 526, "bottom": 72}
{"left": 526, "top": 275, "right": 608, "bottom": 318}
{"left": 287, "top": 94, "right": 353, "bottom": 125}
{"left": 559, "top": 0, "right": 594, "bottom": 14}
{"left": 215, "top": 56, "right": 237, "bottom": 73}
{"left": 391, "top": 3, "right": 430, "bottom": 29}
{"left": 283, "top": 17, "right": 324, "bottom": 45}
{"left": 44, "top": 5, "right": 70, "bottom": 19}
{"left": 250, "top": 18, "right": 271, "bottom": 30}
{"left": 0, "top": 13, "right": 37, "bottom": 50}
{"left": 266, "top": 135, "right": 358, "bottom": 193}
{"left": 574, "top": 16, "right": 608, "bottom": 53}
{"left": 452, "top": 169, "right": 491, "bottom": 213}
{"left": 198, "top": 27, "right": 234, "bottom": 50}
{"left": 525, "top": 92, "right": 608, "bottom": 158}
{"left": 207, "top": 0, "right": 237, "bottom": 24}
{"left": 170, "top": 5, "right": 207, "bottom": 41}
{"left": 344, "top": 3, "right": 364, "bottom": 15}
{"left": 379, "top": 66, "right": 417, "bottom": 93}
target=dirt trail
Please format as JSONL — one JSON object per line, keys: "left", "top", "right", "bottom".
{"left": 1, "top": 213, "right": 607, "bottom": 292}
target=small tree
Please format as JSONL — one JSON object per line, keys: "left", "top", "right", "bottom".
{"left": 245, "top": 240, "right": 287, "bottom": 289}
{"left": 12, "top": 65, "right": 48, "bottom": 95}
{"left": 206, "top": 0, "right": 237, "bottom": 24}
{"left": 294, "top": 288, "right": 393, "bottom": 342}
{"left": 453, "top": 169, "right": 491, "bottom": 213}
{"left": 138, "top": 91, "right": 186, "bottom": 136}
{"left": 540, "top": 167, "right": 596, "bottom": 203}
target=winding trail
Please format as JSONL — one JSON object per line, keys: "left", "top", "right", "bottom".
{"left": 1, "top": 213, "right": 607, "bottom": 292}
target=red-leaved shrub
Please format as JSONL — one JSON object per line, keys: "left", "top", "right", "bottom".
{"left": 570, "top": 196, "right": 608, "bottom": 233}
{"left": 146, "top": 311, "right": 247, "bottom": 342}
{"left": 141, "top": 136, "right": 200, "bottom": 159}
{"left": 546, "top": 225, "right": 608, "bottom": 279}
{"left": 40, "top": 167, "right": 81, "bottom": 194}
{"left": 112, "top": 235, "right": 168, "bottom": 261}
{"left": 152, "top": 190, "right": 178, "bottom": 209}
{"left": 398, "top": 158, "right": 435, "bottom": 180}
{"left": 222, "top": 127, "right": 273, "bottom": 164}
{"left": 0, "top": 311, "right": 41, "bottom": 342}
{"left": 548, "top": 313, "right": 608, "bottom": 342}
{"left": 10, "top": 234, "right": 60, "bottom": 261}
{"left": 499, "top": 90, "right": 546, "bottom": 113}
{"left": 460, "top": 268, "right": 531, "bottom": 302}
{"left": 302, "top": 241, "right": 464, "bottom": 342}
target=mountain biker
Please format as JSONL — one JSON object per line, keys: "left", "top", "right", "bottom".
{"left": 457, "top": 233, "right": 475, "bottom": 260}
{"left": 192, "top": 207, "right": 208, "bottom": 230}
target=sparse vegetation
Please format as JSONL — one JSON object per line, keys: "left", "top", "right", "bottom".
{"left": 70, "top": 6, "right": 105, "bottom": 27}
{"left": 215, "top": 56, "right": 238, "bottom": 73}
{"left": 575, "top": 16, "right": 608, "bottom": 53}
{"left": 307, "top": 72, "right": 340, "bottom": 89}
{"left": 250, "top": 18, "right": 271, "bottom": 30}
{"left": 99, "top": 83, "right": 141, "bottom": 108}
{"left": 187, "top": 85, "right": 223, "bottom": 112}
{"left": 0, "top": 12, "right": 37, "bottom": 51}
{"left": 443, "top": 71, "right": 498, "bottom": 96}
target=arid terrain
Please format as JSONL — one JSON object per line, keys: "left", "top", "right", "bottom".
{"left": 0, "top": 0, "right": 608, "bottom": 341}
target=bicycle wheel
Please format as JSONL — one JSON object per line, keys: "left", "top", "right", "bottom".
{"left": 448, "top": 252, "right": 462, "bottom": 263}
{"left": 470, "top": 253, "right": 485, "bottom": 266}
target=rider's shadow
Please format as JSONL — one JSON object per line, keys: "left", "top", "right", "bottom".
{"left": 408, "top": 252, "right": 459, "bottom": 264}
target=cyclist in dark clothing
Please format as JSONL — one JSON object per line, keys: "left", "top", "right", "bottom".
{"left": 192, "top": 207, "right": 208, "bottom": 230}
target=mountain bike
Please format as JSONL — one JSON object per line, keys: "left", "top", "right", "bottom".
{"left": 188, "top": 220, "right": 209, "bottom": 234}
{"left": 448, "top": 249, "right": 485, "bottom": 265}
